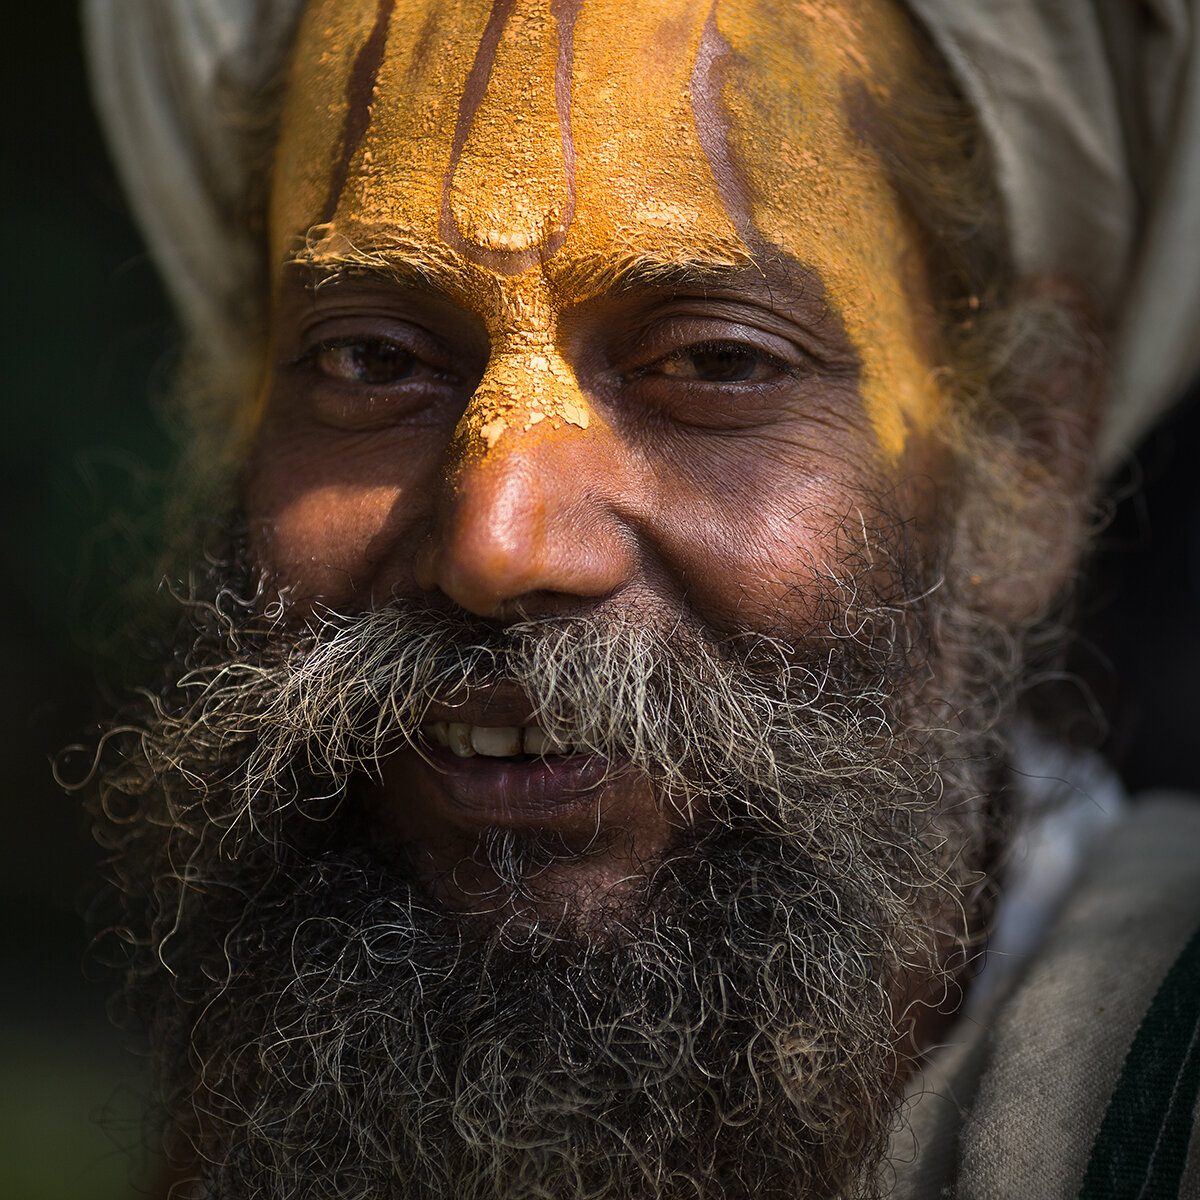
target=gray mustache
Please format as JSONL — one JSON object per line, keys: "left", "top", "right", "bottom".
{"left": 168, "top": 601, "right": 903, "bottom": 829}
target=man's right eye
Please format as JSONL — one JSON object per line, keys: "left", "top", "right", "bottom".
{"left": 310, "top": 337, "right": 419, "bottom": 385}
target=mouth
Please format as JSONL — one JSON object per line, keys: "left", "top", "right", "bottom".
{"left": 367, "top": 719, "right": 680, "bottom": 915}
{"left": 366, "top": 688, "right": 686, "bottom": 910}
{"left": 420, "top": 719, "right": 580, "bottom": 760}
{"left": 408, "top": 720, "right": 617, "bottom": 832}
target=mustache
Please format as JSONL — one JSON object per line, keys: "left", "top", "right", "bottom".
{"left": 150, "top": 594, "right": 915, "bottom": 836}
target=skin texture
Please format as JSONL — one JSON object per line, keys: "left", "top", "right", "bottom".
{"left": 248, "top": 0, "right": 948, "bottom": 911}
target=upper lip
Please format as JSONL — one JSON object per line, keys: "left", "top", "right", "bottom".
{"left": 419, "top": 683, "right": 539, "bottom": 728}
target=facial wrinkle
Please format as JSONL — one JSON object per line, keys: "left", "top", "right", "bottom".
{"left": 689, "top": 3, "right": 763, "bottom": 257}
{"left": 320, "top": 0, "right": 396, "bottom": 224}
{"left": 440, "top": 0, "right": 580, "bottom": 273}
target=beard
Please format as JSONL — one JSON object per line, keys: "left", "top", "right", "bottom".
{"left": 91, "top": 530, "right": 1012, "bottom": 1200}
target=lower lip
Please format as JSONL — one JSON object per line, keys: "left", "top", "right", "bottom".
{"left": 400, "top": 742, "right": 622, "bottom": 830}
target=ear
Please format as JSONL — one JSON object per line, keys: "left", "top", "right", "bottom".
{"left": 954, "top": 275, "right": 1105, "bottom": 624}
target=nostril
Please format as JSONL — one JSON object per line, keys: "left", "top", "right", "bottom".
{"left": 416, "top": 416, "right": 638, "bottom": 616}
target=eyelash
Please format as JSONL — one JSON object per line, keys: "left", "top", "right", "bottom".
{"left": 293, "top": 334, "right": 799, "bottom": 395}
{"left": 296, "top": 336, "right": 446, "bottom": 388}
{"left": 296, "top": 335, "right": 400, "bottom": 364}
{"left": 644, "top": 339, "right": 798, "bottom": 379}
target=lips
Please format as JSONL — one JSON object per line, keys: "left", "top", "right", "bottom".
{"left": 370, "top": 693, "right": 681, "bottom": 908}
{"left": 371, "top": 689, "right": 612, "bottom": 831}
{"left": 402, "top": 738, "right": 616, "bottom": 830}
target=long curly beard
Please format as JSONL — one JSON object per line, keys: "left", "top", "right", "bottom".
{"left": 91, "top": 537, "right": 1012, "bottom": 1200}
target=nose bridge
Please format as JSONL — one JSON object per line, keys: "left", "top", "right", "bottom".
{"left": 416, "top": 340, "right": 633, "bottom": 616}
{"left": 466, "top": 331, "right": 592, "bottom": 451}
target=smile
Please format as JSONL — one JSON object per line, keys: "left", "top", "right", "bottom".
{"left": 421, "top": 720, "right": 577, "bottom": 759}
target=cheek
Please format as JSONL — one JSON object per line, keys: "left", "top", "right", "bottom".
{"left": 643, "top": 436, "right": 885, "bottom": 631}
{"left": 244, "top": 427, "right": 435, "bottom": 609}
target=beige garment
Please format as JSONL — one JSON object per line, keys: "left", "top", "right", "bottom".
{"left": 904, "top": 1, "right": 1200, "bottom": 468}
{"left": 889, "top": 795, "right": 1200, "bottom": 1198}
{"left": 84, "top": 0, "right": 306, "bottom": 362}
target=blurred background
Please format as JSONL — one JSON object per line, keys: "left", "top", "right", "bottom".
{"left": 2, "top": 6, "right": 172, "bottom": 1197}
{"left": 2, "top": 5, "right": 1199, "bottom": 1199}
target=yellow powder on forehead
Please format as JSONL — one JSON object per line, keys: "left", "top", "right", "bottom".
{"left": 449, "top": 1, "right": 569, "bottom": 252}
{"left": 718, "top": 0, "right": 944, "bottom": 455}
{"left": 273, "top": 0, "right": 495, "bottom": 266}
{"left": 271, "top": 0, "right": 945, "bottom": 463}
{"left": 270, "top": 0, "right": 377, "bottom": 268}
{"left": 564, "top": 0, "right": 745, "bottom": 262}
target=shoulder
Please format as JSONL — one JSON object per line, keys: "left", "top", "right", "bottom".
{"left": 891, "top": 796, "right": 1200, "bottom": 1199}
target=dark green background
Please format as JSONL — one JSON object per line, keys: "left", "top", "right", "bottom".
{"left": 2, "top": 6, "right": 172, "bottom": 1197}
{"left": 2, "top": 6, "right": 1198, "bottom": 1199}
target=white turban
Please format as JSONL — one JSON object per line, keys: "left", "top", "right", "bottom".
{"left": 84, "top": 0, "right": 1200, "bottom": 469}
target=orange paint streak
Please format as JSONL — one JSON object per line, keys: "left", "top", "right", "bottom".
{"left": 270, "top": 0, "right": 944, "bottom": 462}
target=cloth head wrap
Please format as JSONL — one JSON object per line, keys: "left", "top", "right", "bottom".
{"left": 84, "top": 0, "right": 1200, "bottom": 469}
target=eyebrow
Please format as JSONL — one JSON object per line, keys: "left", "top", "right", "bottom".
{"left": 286, "top": 238, "right": 481, "bottom": 297}
{"left": 284, "top": 237, "right": 834, "bottom": 324}
{"left": 547, "top": 249, "right": 755, "bottom": 298}
{"left": 547, "top": 249, "right": 834, "bottom": 318}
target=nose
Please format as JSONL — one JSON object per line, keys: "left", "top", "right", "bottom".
{"left": 413, "top": 357, "right": 639, "bottom": 617}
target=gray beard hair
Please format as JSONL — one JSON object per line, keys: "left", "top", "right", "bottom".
{"left": 93, "top": 549, "right": 1010, "bottom": 1200}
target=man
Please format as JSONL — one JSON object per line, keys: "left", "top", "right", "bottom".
{"left": 82, "top": 0, "right": 1200, "bottom": 1196}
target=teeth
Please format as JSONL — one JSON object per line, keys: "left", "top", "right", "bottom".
{"left": 447, "top": 722, "right": 475, "bottom": 757}
{"left": 421, "top": 721, "right": 576, "bottom": 758}
{"left": 522, "top": 725, "right": 552, "bottom": 756}
{"left": 471, "top": 725, "right": 522, "bottom": 757}
{"left": 523, "top": 725, "right": 574, "bottom": 757}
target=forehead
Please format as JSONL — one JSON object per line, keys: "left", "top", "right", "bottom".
{"left": 272, "top": 0, "right": 939, "bottom": 454}
{"left": 275, "top": 0, "right": 914, "bottom": 250}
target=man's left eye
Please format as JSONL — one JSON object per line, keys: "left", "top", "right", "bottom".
{"left": 311, "top": 338, "right": 420, "bottom": 384}
{"left": 655, "top": 342, "right": 783, "bottom": 383}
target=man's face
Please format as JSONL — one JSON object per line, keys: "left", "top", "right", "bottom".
{"left": 248, "top": 0, "right": 948, "bottom": 913}
{"left": 104, "top": 2, "right": 1023, "bottom": 1196}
